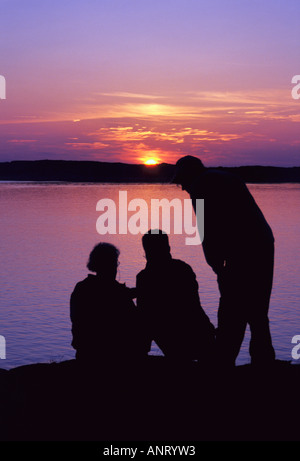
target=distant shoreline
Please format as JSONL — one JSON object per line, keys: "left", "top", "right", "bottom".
{"left": 1, "top": 160, "right": 300, "bottom": 183}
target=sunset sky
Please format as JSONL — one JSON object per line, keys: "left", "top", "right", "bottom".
{"left": 0, "top": 0, "right": 299, "bottom": 166}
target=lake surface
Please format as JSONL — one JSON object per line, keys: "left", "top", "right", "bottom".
{"left": 0, "top": 182, "right": 300, "bottom": 369}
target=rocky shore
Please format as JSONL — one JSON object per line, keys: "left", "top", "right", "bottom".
{"left": 0, "top": 357, "right": 299, "bottom": 441}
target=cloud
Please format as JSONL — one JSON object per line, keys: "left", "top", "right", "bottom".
{"left": 91, "top": 125, "right": 246, "bottom": 145}
{"left": 64, "top": 141, "right": 109, "bottom": 150}
{"left": 98, "top": 92, "right": 165, "bottom": 100}
{"left": 7, "top": 139, "right": 37, "bottom": 143}
{"left": 1, "top": 88, "right": 299, "bottom": 165}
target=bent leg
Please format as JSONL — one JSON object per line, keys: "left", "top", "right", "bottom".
{"left": 247, "top": 243, "right": 276, "bottom": 365}
{"left": 216, "top": 294, "right": 247, "bottom": 367}
{"left": 248, "top": 312, "right": 275, "bottom": 364}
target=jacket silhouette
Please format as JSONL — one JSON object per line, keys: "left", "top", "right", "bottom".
{"left": 136, "top": 230, "right": 215, "bottom": 363}
{"left": 70, "top": 243, "right": 142, "bottom": 363}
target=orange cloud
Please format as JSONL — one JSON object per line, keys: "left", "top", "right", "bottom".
{"left": 7, "top": 139, "right": 37, "bottom": 143}
{"left": 65, "top": 141, "right": 109, "bottom": 150}
{"left": 1, "top": 88, "right": 299, "bottom": 166}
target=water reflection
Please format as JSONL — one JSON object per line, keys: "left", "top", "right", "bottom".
{"left": 0, "top": 182, "right": 299, "bottom": 369}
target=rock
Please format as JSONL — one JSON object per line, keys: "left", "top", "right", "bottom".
{"left": 0, "top": 358, "right": 299, "bottom": 441}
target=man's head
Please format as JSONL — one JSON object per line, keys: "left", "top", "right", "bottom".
{"left": 172, "top": 155, "right": 205, "bottom": 191}
{"left": 142, "top": 229, "right": 171, "bottom": 263}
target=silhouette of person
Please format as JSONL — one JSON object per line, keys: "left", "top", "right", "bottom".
{"left": 172, "top": 155, "right": 276, "bottom": 367}
{"left": 136, "top": 230, "right": 215, "bottom": 364}
{"left": 70, "top": 242, "right": 144, "bottom": 364}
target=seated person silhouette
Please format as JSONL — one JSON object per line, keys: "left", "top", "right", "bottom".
{"left": 70, "top": 242, "right": 143, "bottom": 364}
{"left": 136, "top": 230, "right": 215, "bottom": 363}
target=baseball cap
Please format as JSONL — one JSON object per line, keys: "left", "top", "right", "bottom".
{"left": 171, "top": 155, "right": 204, "bottom": 184}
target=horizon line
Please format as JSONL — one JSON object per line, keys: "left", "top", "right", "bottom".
{"left": 1, "top": 159, "right": 300, "bottom": 169}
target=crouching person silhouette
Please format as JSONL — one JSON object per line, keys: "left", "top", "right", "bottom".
{"left": 70, "top": 242, "right": 144, "bottom": 366}
{"left": 136, "top": 230, "right": 215, "bottom": 365}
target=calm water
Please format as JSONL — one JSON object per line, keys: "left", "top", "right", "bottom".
{"left": 0, "top": 182, "right": 300, "bottom": 369}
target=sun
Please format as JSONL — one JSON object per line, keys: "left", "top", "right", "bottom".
{"left": 143, "top": 158, "right": 160, "bottom": 166}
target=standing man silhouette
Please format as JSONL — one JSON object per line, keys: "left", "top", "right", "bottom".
{"left": 172, "top": 155, "right": 276, "bottom": 368}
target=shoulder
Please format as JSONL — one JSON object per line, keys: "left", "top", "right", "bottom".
{"left": 203, "top": 168, "right": 244, "bottom": 185}
{"left": 71, "top": 274, "right": 98, "bottom": 295}
{"left": 171, "top": 259, "right": 196, "bottom": 277}
{"left": 191, "top": 168, "right": 246, "bottom": 199}
{"left": 114, "top": 280, "right": 133, "bottom": 297}
{"left": 74, "top": 274, "right": 96, "bottom": 288}
{"left": 113, "top": 281, "right": 136, "bottom": 306}
{"left": 171, "top": 258, "right": 189, "bottom": 267}
{"left": 205, "top": 169, "right": 246, "bottom": 189}
{"left": 115, "top": 280, "right": 127, "bottom": 291}
{"left": 136, "top": 268, "right": 147, "bottom": 282}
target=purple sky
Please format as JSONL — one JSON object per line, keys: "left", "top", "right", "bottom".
{"left": 0, "top": 0, "right": 300, "bottom": 166}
